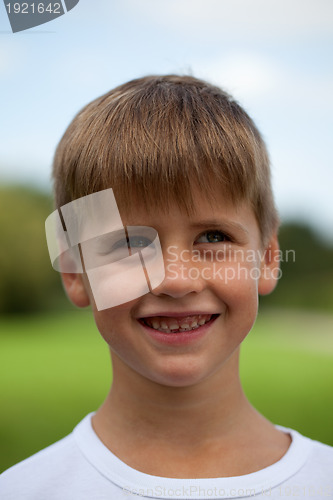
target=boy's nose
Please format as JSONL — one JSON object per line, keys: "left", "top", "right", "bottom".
{"left": 150, "top": 249, "right": 206, "bottom": 299}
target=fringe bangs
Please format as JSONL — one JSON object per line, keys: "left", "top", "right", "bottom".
{"left": 53, "top": 75, "right": 278, "bottom": 241}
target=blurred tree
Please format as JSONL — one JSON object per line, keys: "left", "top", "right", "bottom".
{"left": 0, "top": 184, "right": 66, "bottom": 314}
{"left": 261, "top": 222, "right": 333, "bottom": 312}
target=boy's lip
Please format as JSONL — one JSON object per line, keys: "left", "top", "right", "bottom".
{"left": 136, "top": 312, "right": 221, "bottom": 333}
{"left": 136, "top": 311, "right": 220, "bottom": 319}
{"left": 138, "top": 314, "right": 219, "bottom": 345}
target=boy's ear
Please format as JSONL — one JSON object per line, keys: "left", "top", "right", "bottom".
{"left": 61, "top": 272, "right": 91, "bottom": 308}
{"left": 258, "top": 233, "right": 280, "bottom": 296}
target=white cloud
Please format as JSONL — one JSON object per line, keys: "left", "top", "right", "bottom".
{"left": 190, "top": 50, "right": 333, "bottom": 115}
{"left": 116, "top": 0, "right": 333, "bottom": 42}
{"left": 194, "top": 52, "right": 282, "bottom": 101}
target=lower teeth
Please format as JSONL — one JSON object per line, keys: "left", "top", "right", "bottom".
{"left": 154, "top": 324, "right": 202, "bottom": 333}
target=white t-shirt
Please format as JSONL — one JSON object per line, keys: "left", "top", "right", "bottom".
{"left": 1, "top": 412, "right": 332, "bottom": 499}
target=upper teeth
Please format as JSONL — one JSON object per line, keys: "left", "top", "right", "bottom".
{"left": 143, "top": 314, "right": 213, "bottom": 333}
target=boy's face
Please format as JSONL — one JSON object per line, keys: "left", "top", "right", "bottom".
{"left": 64, "top": 185, "right": 279, "bottom": 388}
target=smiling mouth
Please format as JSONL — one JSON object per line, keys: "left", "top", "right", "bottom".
{"left": 139, "top": 314, "right": 219, "bottom": 333}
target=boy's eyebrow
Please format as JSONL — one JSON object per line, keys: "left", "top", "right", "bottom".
{"left": 190, "top": 220, "right": 249, "bottom": 235}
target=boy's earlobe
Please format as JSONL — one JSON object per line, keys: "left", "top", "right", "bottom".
{"left": 258, "top": 233, "right": 281, "bottom": 296}
{"left": 61, "top": 273, "right": 91, "bottom": 308}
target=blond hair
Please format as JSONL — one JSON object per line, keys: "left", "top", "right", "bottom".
{"left": 52, "top": 74, "right": 279, "bottom": 243}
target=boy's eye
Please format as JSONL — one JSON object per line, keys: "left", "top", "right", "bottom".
{"left": 99, "top": 230, "right": 156, "bottom": 260}
{"left": 80, "top": 226, "right": 158, "bottom": 270}
{"left": 196, "top": 230, "right": 229, "bottom": 244}
{"left": 112, "top": 235, "right": 153, "bottom": 251}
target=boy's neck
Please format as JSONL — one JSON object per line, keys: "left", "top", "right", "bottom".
{"left": 91, "top": 348, "right": 290, "bottom": 476}
{"left": 93, "top": 352, "right": 286, "bottom": 452}
{"left": 96, "top": 348, "right": 250, "bottom": 446}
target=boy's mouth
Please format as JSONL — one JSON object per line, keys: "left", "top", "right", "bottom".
{"left": 139, "top": 314, "right": 219, "bottom": 333}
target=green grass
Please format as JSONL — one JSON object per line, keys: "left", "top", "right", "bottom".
{"left": 240, "top": 309, "right": 333, "bottom": 445}
{"left": 1, "top": 308, "right": 332, "bottom": 473}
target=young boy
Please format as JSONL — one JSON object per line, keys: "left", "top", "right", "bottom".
{"left": 1, "top": 75, "right": 332, "bottom": 499}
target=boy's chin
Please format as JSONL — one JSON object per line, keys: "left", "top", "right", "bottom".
{"left": 141, "top": 355, "right": 231, "bottom": 389}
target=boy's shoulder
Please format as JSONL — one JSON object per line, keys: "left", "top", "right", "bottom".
{"left": 0, "top": 412, "right": 117, "bottom": 500}
{"left": 276, "top": 424, "right": 333, "bottom": 467}
{"left": 304, "top": 433, "right": 333, "bottom": 467}
{"left": 0, "top": 428, "right": 81, "bottom": 499}
{"left": 0, "top": 413, "right": 106, "bottom": 500}
{"left": 304, "top": 433, "right": 333, "bottom": 464}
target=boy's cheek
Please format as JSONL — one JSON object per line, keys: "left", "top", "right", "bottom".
{"left": 81, "top": 241, "right": 165, "bottom": 312}
{"left": 86, "top": 265, "right": 149, "bottom": 312}
{"left": 90, "top": 305, "right": 141, "bottom": 356}
{"left": 202, "top": 259, "right": 262, "bottom": 288}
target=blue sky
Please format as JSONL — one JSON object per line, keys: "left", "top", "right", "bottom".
{"left": 0, "top": 0, "right": 332, "bottom": 241}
